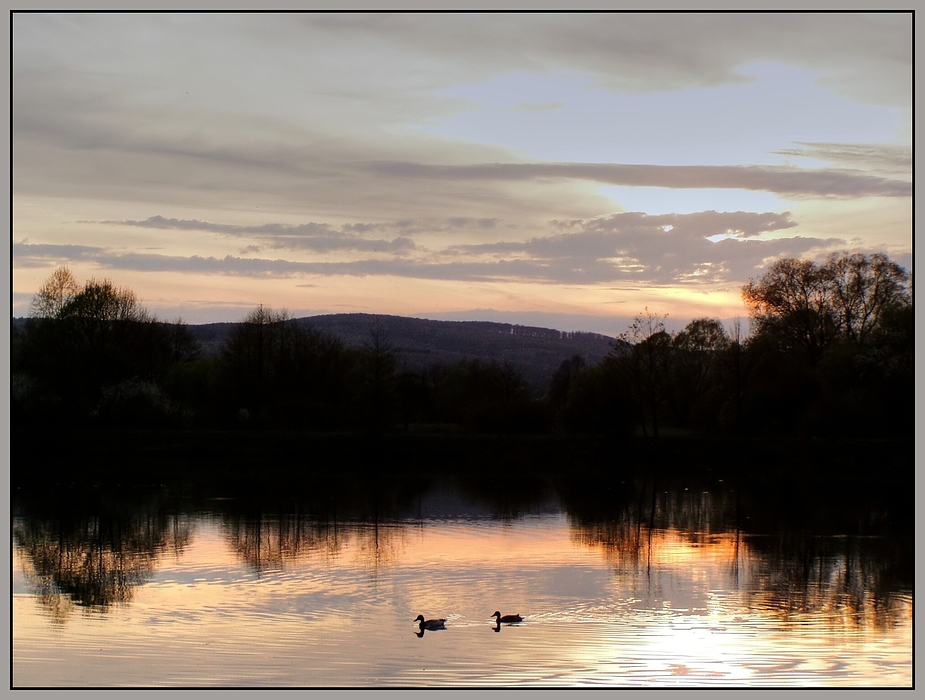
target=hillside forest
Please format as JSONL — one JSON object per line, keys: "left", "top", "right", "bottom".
{"left": 11, "top": 252, "right": 913, "bottom": 440}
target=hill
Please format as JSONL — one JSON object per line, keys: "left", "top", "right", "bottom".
{"left": 190, "top": 313, "right": 622, "bottom": 390}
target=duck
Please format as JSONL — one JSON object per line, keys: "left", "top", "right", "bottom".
{"left": 414, "top": 615, "right": 447, "bottom": 631}
{"left": 491, "top": 611, "right": 523, "bottom": 623}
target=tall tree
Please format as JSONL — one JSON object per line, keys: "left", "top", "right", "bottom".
{"left": 549, "top": 355, "right": 585, "bottom": 410}
{"left": 671, "top": 318, "right": 729, "bottom": 429}
{"left": 359, "top": 321, "right": 397, "bottom": 431}
{"left": 220, "top": 305, "right": 290, "bottom": 419}
{"left": 618, "top": 308, "right": 671, "bottom": 438}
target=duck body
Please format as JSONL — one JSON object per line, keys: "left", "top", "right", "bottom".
{"left": 414, "top": 615, "right": 447, "bottom": 630}
{"left": 491, "top": 611, "right": 523, "bottom": 623}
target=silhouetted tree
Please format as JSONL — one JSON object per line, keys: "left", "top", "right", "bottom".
{"left": 549, "top": 354, "right": 585, "bottom": 411}
{"left": 220, "top": 305, "right": 339, "bottom": 427}
{"left": 395, "top": 371, "right": 430, "bottom": 431}
{"left": 167, "top": 318, "right": 201, "bottom": 364}
{"left": 30, "top": 265, "right": 79, "bottom": 318}
{"left": 740, "top": 252, "right": 912, "bottom": 437}
{"left": 826, "top": 252, "right": 912, "bottom": 345}
{"left": 358, "top": 321, "right": 398, "bottom": 431}
{"left": 558, "top": 358, "right": 634, "bottom": 438}
{"left": 618, "top": 308, "right": 671, "bottom": 438}
{"left": 717, "top": 317, "right": 747, "bottom": 433}
{"left": 743, "top": 257, "right": 834, "bottom": 361}
{"left": 670, "top": 318, "right": 729, "bottom": 430}
{"left": 15, "top": 270, "right": 175, "bottom": 425}
{"left": 742, "top": 252, "right": 911, "bottom": 360}
{"left": 59, "top": 277, "right": 150, "bottom": 323}
{"left": 430, "top": 358, "right": 537, "bottom": 433}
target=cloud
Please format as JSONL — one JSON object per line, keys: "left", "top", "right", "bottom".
{"left": 301, "top": 14, "right": 911, "bottom": 107}
{"left": 368, "top": 161, "right": 911, "bottom": 199}
{"left": 13, "top": 14, "right": 910, "bottom": 222}
{"left": 101, "top": 215, "right": 514, "bottom": 252}
{"left": 12, "top": 242, "right": 105, "bottom": 267}
{"left": 11, "top": 14, "right": 911, "bottom": 325}
{"left": 101, "top": 216, "right": 418, "bottom": 255}
{"left": 448, "top": 210, "right": 829, "bottom": 285}
{"left": 773, "top": 142, "right": 912, "bottom": 177}
{"left": 14, "top": 210, "right": 848, "bottom": 287}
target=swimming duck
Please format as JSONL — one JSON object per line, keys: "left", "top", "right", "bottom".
{"left": 491, "top": 611, "right": 523, "bottom": 623}
{"left": 414, "top": 615, "right": 447, "bottom": 631}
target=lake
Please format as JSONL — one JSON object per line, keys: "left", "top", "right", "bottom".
{"left": 12, "top": 456, "right": 913, "bottom": 688}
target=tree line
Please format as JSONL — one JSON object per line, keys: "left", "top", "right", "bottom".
{"left": 12, "top": 251, "right": 912, "bottom": 439}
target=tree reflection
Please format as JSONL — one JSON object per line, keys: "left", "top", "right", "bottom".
{"left": 13, "top": 488, "right": 192, "bottom": 622}
{"left": 216, "top": 477, "right": 422, "bottom": 573}
{"left": 563, "top": 472, "right": 912, "bottom": 631}
{"left": 222, "top": 514, "right": 415, "bottom": 575}
{"left": 223, "top": 512, "right": 344, "bottom": 574}
{"left": 12, "top": 467, "right": 911, "bottom": 635}
{"left": 214, "top": 469, "right": 565, "bottom": 573}
{"left": 743, "top": 533, "right": 912, "bottom": 630}
{"left": 220, "top": 512, "right": 411, "bottom": 575}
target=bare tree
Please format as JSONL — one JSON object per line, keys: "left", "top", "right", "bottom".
{"left": 826, "top": 252, "right": 911, "bottom": 345}
{"left": 742, "top": 252, "right": 911, "bottom": 358}
{"left": 30, "top": 266, "right": 80, "bottom": 318}
{"left": 361, "top": 320, "right": 397, "bottom": 431}
{"left": 742, "top": 258, "right": 835, "bottom": 359}
{"left": 221, "top": 305, "right": 292, "bottom": 414}
{"left": 618, "top": 308, "right": 671, "bottom": 438}
{"left": 60, "top": 278, "right": 150, "bottom": 322}
{"left": 168, "top": 318, "right": 201, "bottom": 364}
{"left": 727, "top": 316, "right": 745, "bottom": 432}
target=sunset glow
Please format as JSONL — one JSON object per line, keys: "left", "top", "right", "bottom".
{"left": 11, "top": 13, "right": 912, "bottom": 334}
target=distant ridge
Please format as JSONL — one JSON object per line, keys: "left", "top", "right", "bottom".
{"left": 190, "top": 313, "right": 622, "bottom": 390}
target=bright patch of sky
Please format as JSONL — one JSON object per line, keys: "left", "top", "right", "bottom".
{"left": 597, "top": 185, "right": 785, "bottom": 216}
{"left": 415, "top": 63, "right": 903, "bottom": 168}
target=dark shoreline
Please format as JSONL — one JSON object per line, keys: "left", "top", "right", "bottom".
{"left": 14, "top": 427, "right": 914, "bottom": 542}
{"left": 13, "top": 426, "right": 912, "bottom": 485}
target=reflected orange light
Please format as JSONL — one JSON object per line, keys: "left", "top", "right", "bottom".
{"left": 13, "top": 516, "right": 912, "bottom": 687}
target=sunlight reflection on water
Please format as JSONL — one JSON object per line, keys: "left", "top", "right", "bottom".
{"left": 12, "top": 486, "right": 912, "bottom": 688}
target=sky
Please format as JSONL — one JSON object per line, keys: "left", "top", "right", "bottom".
{"left": 11, "top": 12, "right": 913, "bottom": 335}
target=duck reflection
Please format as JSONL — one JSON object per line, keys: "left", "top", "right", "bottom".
{"left": 490, "top": 611, "right": 523, "bottom": 632}
{"left": 414, "top": 615, "right": 446, "bottom": 637}
{"left": 13, "top": 488, "right": 192, "bottom": 621}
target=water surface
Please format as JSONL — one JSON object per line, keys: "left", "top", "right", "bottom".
{"left": 12, "top": 470, "right": 912, "bottom": 687}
